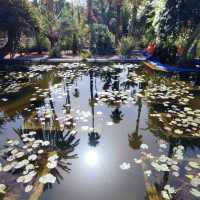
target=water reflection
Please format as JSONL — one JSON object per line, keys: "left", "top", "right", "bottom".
{"left": 129, "top": 97, "right": 143, "bottom": 150}
{"left": 0, "top": 63, "right": 200, "bottom": 200}
{"left": 88, "top": 70, "right": 101, "bottom": 147}
{"left": 85, "top": 150, "right": 99, "bottom": 167}
{"left": 110, "top": 107, "right": 124, "bottom": 124}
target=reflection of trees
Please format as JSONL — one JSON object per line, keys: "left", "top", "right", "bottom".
{"left": 88, "top": 70, "right": 101, "bottom": 147}
{"left": 102, "top": 71, "right": 112, "bottom": 91}
{"left": 110, "top": 106, "right": 124, "bottom": 124}
{"left": 129, "top": 97, "right": 143, "bottom": 150}
{"left": 8, "top": 98, "right": 80, "bottom": 200}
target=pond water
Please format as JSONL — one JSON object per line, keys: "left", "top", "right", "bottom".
{"left": 0, "top": 63, "right": 199, "bottom": 200}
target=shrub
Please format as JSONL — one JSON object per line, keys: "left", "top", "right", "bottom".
{"left": 90, "top": 24, "right": 115, "bottom": 55}
{"left": 49, "top": 46, "right": 61, "bottom": 58}
{"left": 80, "top": 50, "right": 92, "bottom": 61}
{"left": 117, "top": 36, "right": 135, "bottom": 56}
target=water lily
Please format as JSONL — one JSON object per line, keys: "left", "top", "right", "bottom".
{"left": 0, "top": 184, "right": 6, "bottom": 194}
{"left": 190, "top": 188, "right": 200, "bottom": 197}
{"left": 39, "top": 173, "right": 56, "bottom": 184}
{"left": 120, "top": 162, "right": 131, "bottom": 170}
{"left": 25, "top": 185, "right": 33, "bottom": 193}
{"left": 140, "top": 144, "right": 149, "bottom": 150}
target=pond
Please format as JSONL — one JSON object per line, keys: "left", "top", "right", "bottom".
{"left": 0, "top": 63, "right": 199, "bottom": 200}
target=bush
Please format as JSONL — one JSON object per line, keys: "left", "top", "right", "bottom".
{"left": 18, "top": 33, "right": 50, "bottom": 54}
{"left": 117, "top": 36, "right": 135, "bottom": 56}
{"left": 90, "top": 24, "right": 115, "bottom": 55}
{"left": 80, "top": 50, "right": 92, "bottom": 61}
{"left": 154, "top": 43, "right": 177, "bottom": 64}
{"left": 49, "top": 46, "right": 61, "bottom": 58}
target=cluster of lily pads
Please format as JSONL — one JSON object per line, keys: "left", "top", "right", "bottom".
{"left": 0, "top": 131, "right": 61, "bottom": 194}
{"left": 120, "top": 141, "right": 200, "bottom": 199}
{"left": 145, "top": 81, "right": 200, "bottom": 137}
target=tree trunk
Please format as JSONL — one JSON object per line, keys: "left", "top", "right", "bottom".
{"left": 0, "top": 30, "right": 15, "bottom": 60}
{"left": 115, "top": 2, "right": 123, "bottom": 45}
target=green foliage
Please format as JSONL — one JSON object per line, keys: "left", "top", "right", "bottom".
{"left": 80, "top": 50, "right": 92, "bottom": 61}
{"left": 49, "top": 46, "right": 61, "bottom": 58}
{"left": 0, "top": 0, "right": 42, "bottom": 58}
{"left": 117, "top": 36, "right": 136, "bottom": 56}
{"left": 90, "top": 24, "right": 115, "bottom": 55}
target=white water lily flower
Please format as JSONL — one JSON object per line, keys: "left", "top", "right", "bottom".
{"left": 174, "top": 129, "right": 183, "bottom": 135}
{"left": 47, "top": 161, "right": 57, "bottom": 169}
{"left": 0, "top": 184, "right": 6, "bottom": 194}
{"left": 120, "top": 162, "right": 131, "bottom": 170}
{"left": 38, "top": 149, "right": 44, "bottom": 154}
{"left": 17, "top": 176, "right": 25, "bottom": 183}
{"left": 159, "top": 155, "right": 168, "bottom": 163}
{"left": 151, "top": 162, "right": 169, "bottom": 172}
{"left": 164, "top": 185, "right": 176, "bottom": 194}
{"left": 48, "top": 154, "right": 59, "bottom": 162}
{"left": 171, "top": 165, "right": 179, "bottom": 171}
{"left": 28, "top": 154, "right": 37, "bottom": 161}
{"left": 25, "top": 185, "right": 33, "bottom": 193}
{"left": 134, "top": 158, "right": 142, "bottom": 164}
{"left": 190, "top": 188, "right": 200, "bottom": 197}
{"left": 161, "top": 190, "right": 170, "bottom": 199}
{"left": 160, "top": 143, "right": 167, "bottom": 149}
{"left": 172, "top": 171, "right": 179, "bottom": 177}
{"left": 144, "top": 170, "right": 152, "bottom": 177}
{"left": 140, "top": 144, "right": 148, "bottom": 150}
{"left": 39, "top": 173, "right": 56, "bottom": 184}
{"left": 42, "top": 141, "right": 50, "bottom": 146}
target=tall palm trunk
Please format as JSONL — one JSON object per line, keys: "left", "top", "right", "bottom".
{"left": 115, "top": 0, "right": 123, "bottom": 45}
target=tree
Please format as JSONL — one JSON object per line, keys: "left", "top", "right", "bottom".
{"left": 0, "top": 0, "right": 41, "bottom": 59}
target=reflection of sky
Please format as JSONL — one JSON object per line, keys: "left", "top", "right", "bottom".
{"left": 2, "top": 66, "right": 200, "bottom": 200}
{"left": 85, "top": 150, "right": 99, "bottom": 167}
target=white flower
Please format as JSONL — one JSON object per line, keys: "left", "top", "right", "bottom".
{"left": 144, "top": 170, "right": 152, "bottom": 177}
{"left": 0, "top": 184, "right": 6, "bottom": 194}
{"left": 140, "top": 144, "right": 149, "bottom": 150}
{"left": 25, "top": 185, "right": 33, "bottom": 193}
{"left": 42, "top": 141, "right": 50, "bottom": 146}
{"left": 120, "top": 162, "right": 131, "bottom": 170}
{"left": 134, "top": 158, "right": 142, "bottom": 164}
{"left": 161, "top": 190, "right": 170, "bottom": 199}
{"left": 164, "top": 185, "right": 176, "bottom": 194}
{"left": 38, "top": 149, "right": 44, "bottom": 154}
{"left": 39, "top": 173, "right": 56, "bottom": 184}
{"left": 28, "top": 154, "right": 37, "bottom": 161}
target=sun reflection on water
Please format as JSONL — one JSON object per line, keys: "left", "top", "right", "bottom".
{"left": 85, "top": 150, "right": 99, "bottom": 167}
